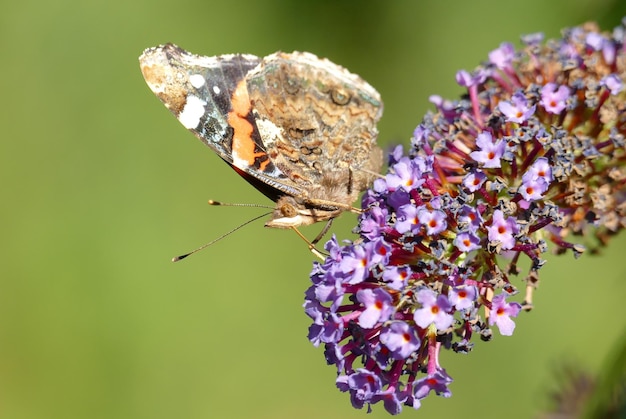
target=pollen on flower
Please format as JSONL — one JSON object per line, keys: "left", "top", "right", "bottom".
{"left": 305, "top": 19, "right": 626, "bottom": 415}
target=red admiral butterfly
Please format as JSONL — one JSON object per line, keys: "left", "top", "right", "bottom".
{"left": 139, "top": 44, "right": 383, "bottom": 254}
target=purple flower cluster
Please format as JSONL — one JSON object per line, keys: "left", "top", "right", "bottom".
{"left": 305, "top": 20, "right": 626, "bottom": 414}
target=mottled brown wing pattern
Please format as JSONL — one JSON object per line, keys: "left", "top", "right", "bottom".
{"left": 246, "top": 52, "right": 383, "bottom": 211}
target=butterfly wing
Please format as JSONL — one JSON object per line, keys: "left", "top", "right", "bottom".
{"left": 139, "top": 44, "right": 302, "bottom": 201}
{"left": 139, "top": 45, "right": 383, "bottom": 210}
{"left": 245, "top": 51, "right": 383, "bottom": 207}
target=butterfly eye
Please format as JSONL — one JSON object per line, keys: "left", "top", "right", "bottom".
{"left": 279, "top": 202, "right": 299, "bottom": 218}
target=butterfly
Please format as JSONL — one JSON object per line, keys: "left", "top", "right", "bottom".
{"left": 139, "top": 44, "right": 383, "bottom": 257}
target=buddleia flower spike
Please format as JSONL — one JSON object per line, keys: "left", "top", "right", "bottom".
{"left": 305, "top": 20, "right": 626, "bottom": 414}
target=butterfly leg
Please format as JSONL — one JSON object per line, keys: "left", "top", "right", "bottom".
{"left": 290, "top": 226, "right": 328, "bottom": 260}
{"left": 310, "top": 218, "right": 334, "bottom": 246}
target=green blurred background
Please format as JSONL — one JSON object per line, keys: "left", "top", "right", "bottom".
{"left": 2, "top": 1, "right": 626, "bottom": 418}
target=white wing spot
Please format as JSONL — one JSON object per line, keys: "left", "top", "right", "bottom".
{"left": 231, "top": 153, "right": 247, "bottom": 170}
{"left": 189, "top": 74, "right": 206, "bottom": 88}
{"left": 256, "top": 118, "right": 283, "bottom": 143}
{"left": 212, "top": 85, "right": 221, "bottom": 95}
{"left": 178, "top": 95, "right": 206, "bottom": 129}
{"left": 230, "top": 141, "right": 248, "bottom": 170}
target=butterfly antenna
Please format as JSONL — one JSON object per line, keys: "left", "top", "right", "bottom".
{"left": 172, "top": 211, "right": 271, "bottom": 262}
{"left": 207, "top": 199, "right": 274, "bottom": 209}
